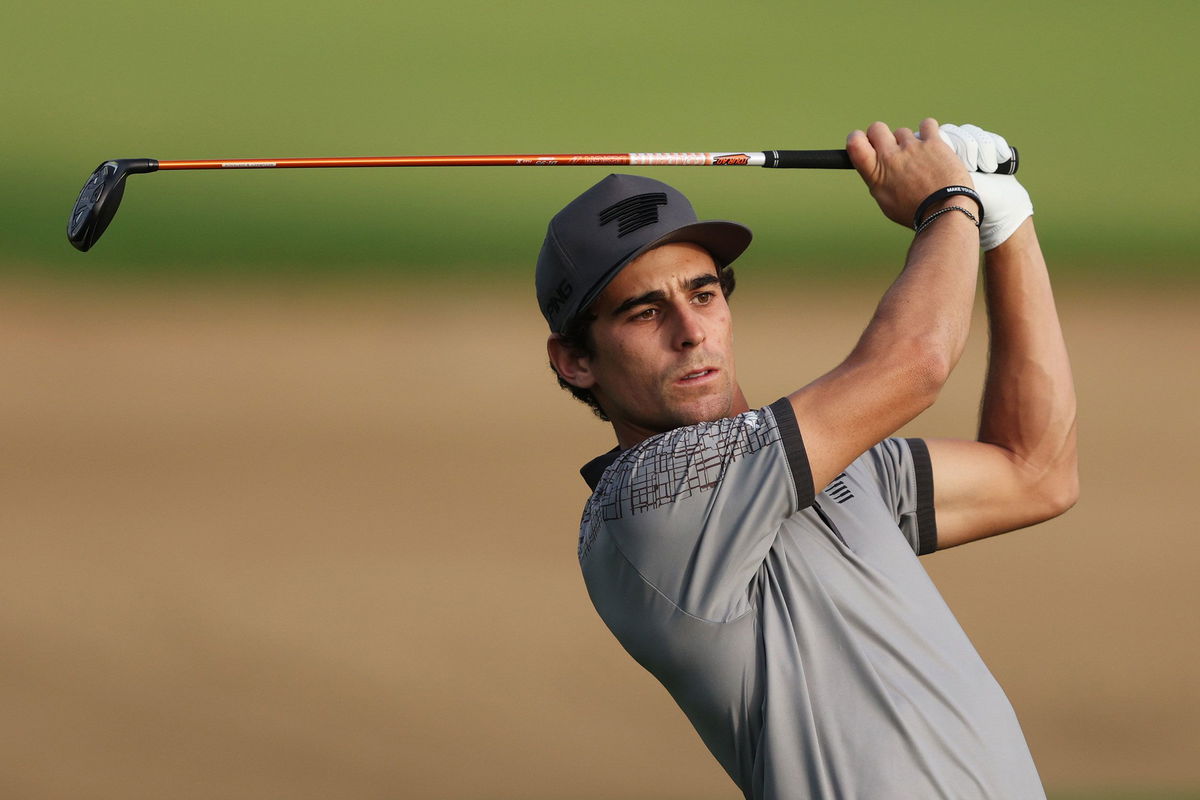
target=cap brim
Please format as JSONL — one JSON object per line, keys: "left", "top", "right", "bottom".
{"left": 570, "top": 219, "right": 752, "bottom": 328}
{"left": 634, "top": 219, "right": 753, "bottom": 269}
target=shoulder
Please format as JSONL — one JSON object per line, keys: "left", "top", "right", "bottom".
{"left": 578, "top": 404, "right": 805, "bottom": 556}
{"left": 594, "top": 405, "right": 788, "bottom": 502}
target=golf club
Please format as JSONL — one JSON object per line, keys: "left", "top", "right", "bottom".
{"left": 67, "top": 148, "right": 1018, "bottom": 252}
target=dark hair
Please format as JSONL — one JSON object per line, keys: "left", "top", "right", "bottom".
{"left": 550, "top": 265, "right": 737, "bottom": 420}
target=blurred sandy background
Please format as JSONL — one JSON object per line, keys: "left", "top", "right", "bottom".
{"left": 2, "top": 276, "right": 1196, "bottom": 799}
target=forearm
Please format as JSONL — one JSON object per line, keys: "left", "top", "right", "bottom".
{"left": 978, "top": 218, "right": 1079, "bottom": 508}
{"left": 794, "top": 206, "right": 980, "bottom": 491}
{"left": 794, "top": 119, "right": 986, "bottom": 491}
{"left": 892, "top": 124, "right": 1078, "bottom": 545}
{"left": 844, "top": 120, "right": 984, "bottom": 382}
{"left": 858, "top": 203, "right": 980, "bottom": 378}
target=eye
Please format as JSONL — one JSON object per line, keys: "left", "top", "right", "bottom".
{"left": 631, "top": 307, "right": 658, "bottom": 321}
{"left": 693, "top": 291, "right": 716, "bottom": 305}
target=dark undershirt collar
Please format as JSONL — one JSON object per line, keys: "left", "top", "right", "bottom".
{"left": 580, "top": 446, "right": 622, "bottom": 490}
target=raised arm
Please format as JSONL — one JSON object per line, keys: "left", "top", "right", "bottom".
{"left": 789, "top": 118, "right": 984, "bottom": 492}
{"left": 925, "top": 210, "right": 1079, "bottom": 547}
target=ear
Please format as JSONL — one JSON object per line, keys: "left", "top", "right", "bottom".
{"left": 547, "top": 334, "right": 596, "bottom": 389}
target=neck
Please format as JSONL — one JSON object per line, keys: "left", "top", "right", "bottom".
{"left": 611, "top": 385, "right": 752, "bottom": 450}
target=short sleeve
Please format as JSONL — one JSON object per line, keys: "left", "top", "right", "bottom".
{"left": 578, "top": 398, "right": 814, "bottom": 621}
{"left": 856, "top": 437, "right": 938, "bottom": 555}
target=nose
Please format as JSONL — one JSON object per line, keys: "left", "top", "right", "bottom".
{"left": 672, "top": 303, "right": 707, "bottom": 350}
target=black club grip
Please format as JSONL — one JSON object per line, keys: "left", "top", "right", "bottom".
{"left": 764, "top": 148, "right": 1019, "bottom": 174}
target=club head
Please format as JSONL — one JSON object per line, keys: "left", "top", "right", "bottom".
{"left": 67, "top": 158, "right": 158, "bottom": 252}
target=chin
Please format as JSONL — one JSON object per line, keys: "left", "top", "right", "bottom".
{"left": 667, "top": 396, "right": 734, "bottom": 429}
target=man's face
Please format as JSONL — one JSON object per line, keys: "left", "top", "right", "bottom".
{"left": 581, "top": 242, "right": 741, "bottom": 439}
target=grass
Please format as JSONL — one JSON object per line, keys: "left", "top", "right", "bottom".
{"left": 4, "top": 0, "right": 1197, "bottom": 281}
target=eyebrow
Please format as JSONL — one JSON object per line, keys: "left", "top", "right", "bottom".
{"left": 610, "top": 273, "right": 720, "bottom": 317}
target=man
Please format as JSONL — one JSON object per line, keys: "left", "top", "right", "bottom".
{"left": 535, "top": 119, "right": 1077, "bottom": 799}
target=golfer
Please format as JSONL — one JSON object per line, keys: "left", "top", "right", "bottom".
{"left": 535, "top": 119, "right": 1077, "bottom": 799}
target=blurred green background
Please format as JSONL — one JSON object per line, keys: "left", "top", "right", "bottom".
{"left": 3, "top": 0, "right": 1196, "bottom": 281}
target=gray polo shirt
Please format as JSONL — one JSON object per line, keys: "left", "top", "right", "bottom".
{"left": 577, "top": 399, "right": 1044, "bottom": 799}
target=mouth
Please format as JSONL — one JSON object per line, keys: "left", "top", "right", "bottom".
{"left": 676, "top": 367, "right": 719, "bottom": 385}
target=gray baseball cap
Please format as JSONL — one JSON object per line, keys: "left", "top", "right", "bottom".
{"left": 535, "top": 174, "right": 752, "bottom": 333}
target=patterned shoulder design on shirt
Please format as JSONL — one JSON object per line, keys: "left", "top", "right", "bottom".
{"left": 578, "top": 408, "right": 783, "bottom": 559}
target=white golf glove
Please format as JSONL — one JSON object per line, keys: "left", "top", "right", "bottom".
{"left": 971, "top": 172, "right": 1033, "bottom": 251}
{"left": 929, "top": 122, "right": 1033, "bottom": 250}
{"left": 937, "top": 123, "right": 1012, "bottom": 173}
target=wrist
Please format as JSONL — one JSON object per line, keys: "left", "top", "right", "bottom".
{"left": 913, "top": 185, "right": 984, "bottom": 230}
{"left": 915, "top": 205, "right": 981, "bottom": 237}
{"left": 928, "top": 195, "right": 981, "bottom": 216}
{"left": 983, "top": 215, "right": 1036, "bottom": 257}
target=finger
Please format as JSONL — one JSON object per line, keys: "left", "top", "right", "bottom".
{"left": 936, "top": 125, "right": 956, "bottom": 151}
{"left": 962, "top": 124, "right": 998, "bottom": 173}
{"left": 894, "top": 126, "right": 916, "bottom": 147}
{"left": 990, "top": 131, "right": 1013, "bottom": 164}
{"left": 919, "top": 117, "right": 942, "bottom": 145}
{"left": 943, "top": 122, "right": 979, "bottom": 170}
{"left": 865, "top": 121, "right": 900, "bottom": 158}
{"left": 937, "top": 123, "right": 967, "bottom": 157}
{"left": 846, "top": 128, "right": 877, "bottom": 180}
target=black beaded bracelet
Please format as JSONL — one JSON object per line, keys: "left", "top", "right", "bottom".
{"left": 913, "top": 185, "right": 985, "bottom": 230}
{"left": 914, "top": 205, "right": 979, "bottom": 236}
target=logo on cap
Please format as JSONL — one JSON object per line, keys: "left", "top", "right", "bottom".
{"left": 543, "top": 278, "right": 573, "bottom": 321}
{"left": 598, "top": 192, "right": 669, "bottom": 238}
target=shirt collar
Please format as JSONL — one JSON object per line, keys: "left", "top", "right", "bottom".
{"left": 580, "top": 446, "right": 622, "bottom": 490}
